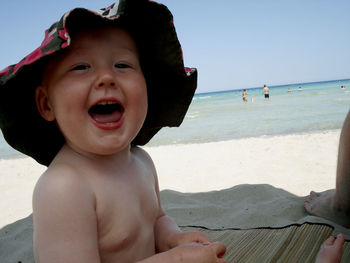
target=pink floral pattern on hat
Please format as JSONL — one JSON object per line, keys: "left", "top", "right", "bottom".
{"left": 12, "top": 49, "right": 43, "bottom": 75}
{"left": 12, "top": 28, "right": 57, "bottom": 75}
{"left": 58, "top": 29, "right": 69, "bottom": 48}
{"left": 0, "top": 66, "right": 11, "bottom": 76}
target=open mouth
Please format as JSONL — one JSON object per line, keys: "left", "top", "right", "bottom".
{"left": 88, "top": 100, "right": 124, "bottom": 124}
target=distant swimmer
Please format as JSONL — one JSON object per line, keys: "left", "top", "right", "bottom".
{"left": 341, "top": 85, "right": 346, "bottom": 89}
{"left": 287, "top": 88, "right": 292, "bottom": 93}
{"left": 298, "top": 86, "right": 303, "bottom": 92}
{"left": 262, "top": 84, "right": 269, "bottom": 101}
{"left": 242, "top": 89, "right": 248, "bottom": 102}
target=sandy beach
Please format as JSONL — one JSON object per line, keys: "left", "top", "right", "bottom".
{"left": 149, "top": 130, "right": 340, "bottom": 196}
{"left": 0, "top": 130, "right": 341, "bottom": 228}
{"left": 2, "top": 129, "right": 350, "bottom": 262}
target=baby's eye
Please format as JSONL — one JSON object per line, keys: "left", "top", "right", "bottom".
{"left": 114, "top": 63, "right": 130, "bottom": 69}
{"left": 71, "top": 64, "right": 89, "bottom": 71}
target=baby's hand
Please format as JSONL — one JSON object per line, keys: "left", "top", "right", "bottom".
{"left": 170, "top": 241, "right": 227, "bottom": 263}
{"left": 171, "top": 230, "right": 211, "bottom": 247}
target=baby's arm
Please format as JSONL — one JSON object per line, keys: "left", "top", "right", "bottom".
{"left": 138, "top": 147, "right": 212, "bottom": 251}
{"left": 154, "top": 214, "right": 211, "bottom": 251}
{"left": 139, "top": 147, "right": 227, "bottom": 262}
{"left": 151, "top": 159, "right": 211, "bottom": 251}
{"left": 153, "top": 175, "right": 226, "bottom": 260}
{"left": 33, "top": 166, "right": 100, "bottom": 263}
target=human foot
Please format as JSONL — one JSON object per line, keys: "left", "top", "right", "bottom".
{"left": 315, "top": 234, "right": 344, "bottom": 263}
{"left": 304, "top": 190, "right": 350, "bottom": 228}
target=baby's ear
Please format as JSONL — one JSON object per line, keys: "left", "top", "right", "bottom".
{"left": 35, "top": 86, "right": 55, "bottom": 121}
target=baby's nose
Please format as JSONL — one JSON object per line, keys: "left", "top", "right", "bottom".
{"left": 98, "top": 79, "right": 115, "bottom": 88}
{"left": 95, "top": 70, "right": 116, "bottom": 89}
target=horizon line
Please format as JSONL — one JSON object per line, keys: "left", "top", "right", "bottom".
{"left": 195, "top": 78, "right": 350, "bottom": 95}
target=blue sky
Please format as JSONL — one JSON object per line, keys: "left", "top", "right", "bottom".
{"left": 1, "top": 1, "right": 349, "bottom": 93}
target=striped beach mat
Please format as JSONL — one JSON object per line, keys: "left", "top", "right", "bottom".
{"left": 1, "top": 216, "right": 349, "bottom": 262}
{"left": 180, "top": 223, "right": 350, "bottom": 263}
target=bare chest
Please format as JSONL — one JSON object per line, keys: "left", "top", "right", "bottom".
{"left": 94, "top": 171, "right": 160, "bottom": 262}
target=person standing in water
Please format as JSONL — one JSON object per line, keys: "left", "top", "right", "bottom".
{"left": 242, "top": 89, "right": 248, "bottom": 103}
{"left": 262, "top": 84, "right": 269, "bottom": 101}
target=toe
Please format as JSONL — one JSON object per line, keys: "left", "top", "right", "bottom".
{"left": 304, "top": 191, "right": 319, "bottom": 203}
{"left": 304, "top": 195, "right": 311, "bottom": 203}
{"left": 323, "top": 236, "right": 335, "bottom": 246}
{"left": 304, "top": 201, "right": 312, "bottom": 212}
{"left": 310, "top": 191, "right": 320, "bottom": 197}
{"left": 335, "top": 234, "right": 345, "bottom": 247}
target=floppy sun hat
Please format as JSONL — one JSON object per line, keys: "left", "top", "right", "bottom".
{"left": 0, "top": 0, "right": 197, "bottom": 166}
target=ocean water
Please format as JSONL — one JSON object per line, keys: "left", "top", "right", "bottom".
{"left": 146, "top": 79, "right": 350, "bottom": 146}
{"left": 1, "top": 79, "right": 350, "bottom": 158}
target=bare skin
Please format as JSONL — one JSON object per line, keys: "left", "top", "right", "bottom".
{"left": 242, "top": 90, "right": 248, "bottom": 102}
{"left": 33, "top": 27, "right": 226, "bottom": 263}
{"left": 316, "top": 234, "right": 345, "bottom": 263}
{"left": 33, "top": 144, "right": 225, "bottom": 263}
{"left": 33, "top": 145, "right": 162, "bottom": 262}
{"left": 304, "top": 110, "right": 350, "bottom": 228}
{"left": 263, "top": 85, "right": 269, "bottom": 101}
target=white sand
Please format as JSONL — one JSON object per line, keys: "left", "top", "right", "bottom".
{"left": 0, "top": 130, "right": 340, "bottom": 228}
{"left": 2, "top": 130, "right": 348, "bottom": 262}
{"left": 150, "top": 130, "right": 340, "bottom": 195}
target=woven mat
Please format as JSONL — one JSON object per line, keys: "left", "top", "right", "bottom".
{"left": 1, "top": 216, "right": 349, "bottom": 262}
{"left": 180, "top": 223, "right": 350, "bottom": 263}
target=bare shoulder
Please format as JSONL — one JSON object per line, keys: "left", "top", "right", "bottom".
{"left": 33, "top": 163, "right": 94, "bottom": 207}
{"left": 33, "top": 163, "right": 96, "bottom": 227}
{"left": 131, "top": 145, "right": 152, "bottom": 159}
{"left": 131, "top": 146, "right": 159, "bottom": 188}
{"left": 131, "top": 146, "right": 156, "bottom": 169}
{"left": 33, "top": 163, "right": 99, "bottom": 262}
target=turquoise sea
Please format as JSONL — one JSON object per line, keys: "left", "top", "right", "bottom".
{"left": 1, "top": 79, "right": 350, "bottom": 159}
{"left": 147, "top": 79, "right": 350, "bottom": 146}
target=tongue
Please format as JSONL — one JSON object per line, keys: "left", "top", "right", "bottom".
{"left": 91, "top": 110, "right": 122, "bottom": 123}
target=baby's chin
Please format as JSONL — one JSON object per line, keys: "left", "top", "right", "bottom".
{"left": 92, "top": 141, "right": 134, "bottom": 156}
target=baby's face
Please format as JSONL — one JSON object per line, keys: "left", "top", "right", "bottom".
{"left": 35, "top": 26, "right": 148, "bottom": 156}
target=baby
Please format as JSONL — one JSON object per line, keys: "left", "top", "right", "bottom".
{"left": 0, "top": 1, "right": 226, "bottom": 262}
{"left": 0, "top": 1, "right": 346, "bottom": 262}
